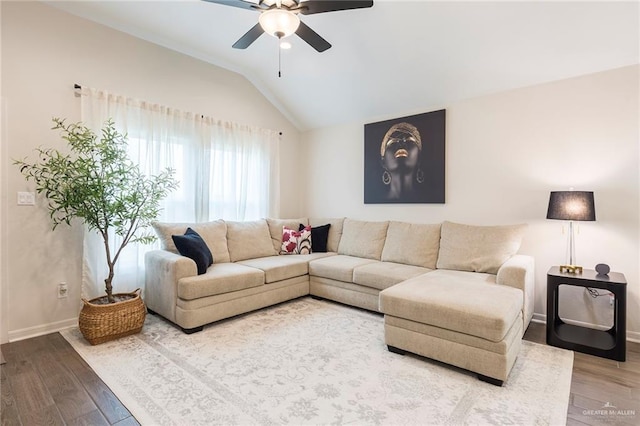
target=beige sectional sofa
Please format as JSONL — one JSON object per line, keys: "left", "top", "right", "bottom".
{"left": 145, "top": 217, "right": 533, "bottom": 385}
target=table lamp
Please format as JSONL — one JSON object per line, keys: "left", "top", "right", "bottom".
{"left": 546, "top": 191, "right": 595, "bottom": 274}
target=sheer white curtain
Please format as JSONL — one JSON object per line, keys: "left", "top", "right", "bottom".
{"left": 79, "top": 87, "right": 280, "bottom": 300}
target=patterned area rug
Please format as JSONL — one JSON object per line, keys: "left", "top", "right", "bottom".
{"left": 62, "top": 297, "right": 573, "bottom": 425}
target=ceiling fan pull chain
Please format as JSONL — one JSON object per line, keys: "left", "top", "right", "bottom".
{"left": 278, "top": 38, "right": 282, "bottom": 78}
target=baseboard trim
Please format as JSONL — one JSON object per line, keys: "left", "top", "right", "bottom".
{"left": 531, "top": 313, "right": 546, "bottom": 325}
{"left": 532, "top": 313, "right": 640, "bottom": 343}
{"left": 8, "top": 318, "right": 78, "bottom": 342}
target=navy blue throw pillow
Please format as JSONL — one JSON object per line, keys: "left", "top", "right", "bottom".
{"left": 300, "top": 223, "right": 331, "bottom": 253}
{"left": 171, "top": 228, "right": 213, "bottom": 275}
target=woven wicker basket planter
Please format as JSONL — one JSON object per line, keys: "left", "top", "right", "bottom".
{"left": 79, "top": 289, "right": 146, "bottom": 345}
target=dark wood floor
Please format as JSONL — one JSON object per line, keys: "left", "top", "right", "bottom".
{"left": 1, "top": 333, "right": 138, "bottom": 426}
{"left": 1, "top": 321, "right": 638, "bottom": 426}
{"left": 523, "top": 323, "right": 640, "bottom": 426}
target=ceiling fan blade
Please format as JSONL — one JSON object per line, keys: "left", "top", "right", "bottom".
{"left": 295, "top": 21, "right": 331, "bottom": 52}
{"left": 297, "top": 0, "right": 373, "bottom": 15}
{"left": 233, "top": 23, "right": 264, "bottom": 49}
{"left": 202, "top": 0, "right": 261, "bottom": 12}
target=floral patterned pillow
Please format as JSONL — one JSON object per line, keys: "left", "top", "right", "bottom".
{"left": 281, "top": 225, "right": 312, "bottom": 255}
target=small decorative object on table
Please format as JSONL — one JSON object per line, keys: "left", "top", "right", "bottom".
{"left": 559, "top": 265, "right": 583, "bottom": 274}
{"left": 595, "top": 263, "right": 610, "bottom": 276}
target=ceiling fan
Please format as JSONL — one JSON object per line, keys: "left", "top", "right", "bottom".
{"left": 203, "top": 0, "right": 374, "bottom": 52}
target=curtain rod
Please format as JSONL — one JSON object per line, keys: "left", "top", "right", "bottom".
{"left": 73, "top": 83, "right": 283, "bottom": 136}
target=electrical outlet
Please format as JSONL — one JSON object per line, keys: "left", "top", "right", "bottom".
{"left": 57, "top": 282, "right": 68, "bottom": 299}
{"left": 17, "top": 191, "right": 35, "bottom": 206}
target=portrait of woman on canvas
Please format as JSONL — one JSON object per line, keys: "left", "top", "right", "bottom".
{"left": 380, "top": 122, "right": 424, "bottom": 201}
{"left": 364, "top": 109, "right": 446, "bottom": 204}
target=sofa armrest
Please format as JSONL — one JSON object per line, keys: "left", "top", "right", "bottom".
{"left": 496, "top": 254, "right": 535, "bottom": 330}
{"left": 144, "top": 250, "right": 197, "bottom": 322}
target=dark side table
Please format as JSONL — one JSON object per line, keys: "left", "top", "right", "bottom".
{"left": 546, "top": 266, "right": 627, "bottom": 361}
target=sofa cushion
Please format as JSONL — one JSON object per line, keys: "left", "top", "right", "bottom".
{"left": 195, "top": 220, "right": 231, "bottom": 264}
{"left": 436, "top": 221, "right": 527, "bottom": 274}
{"left": 379, "top": 274, "right": 523, "bottom": 342}
{"left": 310, "top": 217, "right": 344, "bottom": 252}
{"left": 266, "top": 218, "right": 308, "bottom": 252}
{"left": 381, "top": 221, "right": 441, "bottom": 269}
{"left": 423, "top": 268, "right": 497, "bottom": 284}
{"left": 353, "top": 261, "right": 431, "bottom": 291}
{"left": 152, "top": 221, "right": 187, "bottom": 254}
{"left": 177, "top": 263, "right": 264, "bottom": 300}
{"left": 309, "top": 255, "right": 378, "bottom": 282}
{"left": 281, "top": 226, "right": 312, "bottom": 255}
{"left": 172, "top": 228, "right": 213, "bottom": 275}
{"left": 337, "top": 219, "right": 389, "bottom": 260}
{"left": 226, "top": 219, "right": 277, "bottom": 262}
{"left": 237, "top": 255, "right": 309, "bottom": 284}
{"left": 152, "top": 220, "right": 231, "bottom": 263}
{"left": 296, "top": 252, "right": 338, "bottom": 262}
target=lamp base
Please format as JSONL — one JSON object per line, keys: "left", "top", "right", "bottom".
{"left": 559, "top": 264, "right": 583, "bottom": 274}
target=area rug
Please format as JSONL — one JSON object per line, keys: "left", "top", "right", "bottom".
{"left": 61, "top": 297, "right": 573, "bottom": 425}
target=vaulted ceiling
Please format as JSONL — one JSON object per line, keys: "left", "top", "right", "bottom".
{"left": 48, "top": 1, "right": 639, "bottom": 131}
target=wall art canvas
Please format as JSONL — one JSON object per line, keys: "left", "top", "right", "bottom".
{"left": 364, "top": 109, "right": 445, "bottom": 204}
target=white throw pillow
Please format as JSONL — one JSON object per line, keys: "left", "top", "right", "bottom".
{"left": 280, "top": 226, "right": 312, "bottom": 255}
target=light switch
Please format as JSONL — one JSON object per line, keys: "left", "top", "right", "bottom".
{"left": 17, "top": 192, "right": 35, "bottom": 206}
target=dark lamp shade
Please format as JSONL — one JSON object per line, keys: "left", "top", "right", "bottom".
{"left": 546, "top": 191, "right": 596, "bottom": 221}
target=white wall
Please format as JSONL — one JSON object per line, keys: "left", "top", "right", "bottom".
{"left": 2, "top": 2, "right": 637, "bottom": 344}
{"left": 303, "top": 65, "right": 640, "bottom": 340}
{"left": 0, "top": 1, "right": 302, "bottom": 342}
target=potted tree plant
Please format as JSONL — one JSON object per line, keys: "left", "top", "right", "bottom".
{"left": 15, "top": 118, "right": 178, "bottom": 345}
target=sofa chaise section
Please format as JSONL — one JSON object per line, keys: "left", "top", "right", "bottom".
{"left": 378, "top": 221, "right": 532, "bottom": 385}
{"left": 380, "top": 272, "right": 524, "bottom": 385}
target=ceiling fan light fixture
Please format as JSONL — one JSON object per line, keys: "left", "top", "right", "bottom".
{"left": 259, "top": 9, "right": 300, "bottom": 39}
